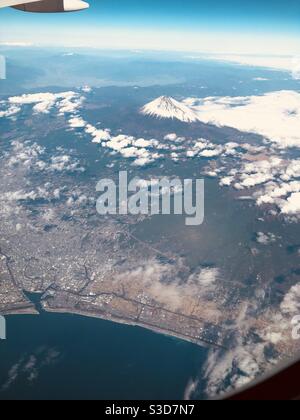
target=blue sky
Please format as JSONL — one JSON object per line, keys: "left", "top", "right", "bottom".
{"left": 1, "top": 0, "right": 300, "bottom": 54}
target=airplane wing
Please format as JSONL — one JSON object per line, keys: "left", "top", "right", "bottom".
{"left": 0, "top": 0, "right": 89, "bottom": 12}
{"left": 0, "top": 0, "right": 39, "bottom": 6}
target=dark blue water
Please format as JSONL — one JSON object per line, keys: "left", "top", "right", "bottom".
{"left": 0, "top": 312, "right": 207, "bottom": 400}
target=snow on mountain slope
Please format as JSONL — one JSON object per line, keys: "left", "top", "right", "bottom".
{"left": 141, "top": 96, "right": 199, "bottom": 123}
{"left": 141, "top": 92, "right": 300, "bottom": 147}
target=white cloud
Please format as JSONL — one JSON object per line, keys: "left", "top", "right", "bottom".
{"left": 7, "top": 141, "right": 45, "bottom": 170}
{"left": 133, "top": 138, "right": 157, "bottom": 148}
{"left": 203, "top": 342, "right": 270, "bottom": 397}
{"left": 182, "top": 91, "right": 300, "bottom": 148}
{"left": 2, "top": 190, "right": 39, "bottom": 202}
{"left": 85, "top": 125, "right": 111, "bottom": 143}
{"left": 199, "top": 147, "right": 223, "bottom": 158}
{"left": 189, "top": 268, "right": 219, "bottom": 292}
{"left": 203, "top": 54, "right": 298, "bottom": 75}
{"left": 142, "top": 91, "right": 300, "bottom": 148}
{"left": 81, "top": 85, "right": 92, "bottom": 93}
{"left": 240, "top": 172, "right": 274, "bottom": 188}
{"left": 0, "top": 105, "right": 21, "bottom": 118}
{"left": 115, "top": 260, "right": 221, "bottom": 312}
{"left": 7, "top": 92, "right": 82, "bottom": 115}
{"left": 68, "top": 116, "right": 87, "bottom": 129}
{"left": 253, "top": 77, "right": 269, "bottom": 81}
{"left": 133, "top": 157, "right": 154, "bottom": 167}
{"left": 49, "top": 155, "right": 85, "bottom": 173}
{"left": 280, "top": 192, "right": 300, "bottom": 215}
{"left": 281, "top": 284, "right": 300, "bottom": 315}
{"left": 257, "top": 181, "right": 300, "bottom": 205}
{"left": 220, "top": 176, "right": 235, "bottom": 187}
{"left": 1, "top": 348, "right": 60, "bottom": 391}
{"left": 106, "top": 135, "right": 134, "bottom": 151}
{"left": 57, "top": 95, "right": 84, "bottom": 114}
{"left": 255, "top": 232, "right": 277, "bottom": 245}
{"left": 164, "top": 133, "right": 178, "bottom": 142}
{"left": 208, "top": 144, "right": 300, "bottom": 217}
{"left": 2, "top": 89, "right": 163, "bottom": 168}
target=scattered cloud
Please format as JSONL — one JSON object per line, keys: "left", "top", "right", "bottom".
{"left": 281, "top": 284, "right": 300, "bottom": 315}
{"left": 49, "top": 155, "right": 85, "bottom": 173}
{"left": 1, "top": 92, "right": 84, "bottom": 119}
{"left": 0, "top": 104, "right": 21, "bottom": 118}
{"left": 280, "top": 192, "right": 300, "bottom": 215}
{"left": 115, "top": 260, "right": 221, "bottom": 311}
{"left": 1, "top": 348, "right": 60, "bottom": 392}
{"left": 68, "top": 116, "right": 87, "bottom": 129}
{"left": 255, "top": 232, "right": 277, "bottom": 245}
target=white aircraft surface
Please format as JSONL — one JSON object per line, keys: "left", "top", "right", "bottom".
{"left": 0, "top": 0, "right": 89, "bottom": 12}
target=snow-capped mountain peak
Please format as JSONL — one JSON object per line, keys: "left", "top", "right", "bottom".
{"left": 141, "top": 96, "right": 199, "bottom": 123}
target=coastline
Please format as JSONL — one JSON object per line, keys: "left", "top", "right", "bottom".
{"left": 0, "top": 306, "right": 38, "bottom": 316}
{"left": 43, "top": 306, "right": 206, "bottom": 347}
{"left": 0, "top": 302, "right": 206, "bottom": 400}
{"left": 1, "top": 302, "right": 225, "bottom": 350}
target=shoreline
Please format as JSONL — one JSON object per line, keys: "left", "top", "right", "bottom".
{"left": 43, "top": 306, "right": 207, "bottom": 348}
{"left": 1, "top": 305, "right": 216, "bottom": 349}
{"left": 0, "top": 307, "right": 38, "bottom": 316}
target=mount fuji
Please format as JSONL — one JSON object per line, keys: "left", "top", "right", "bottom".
{"left": 141, "top": 96, "right": 199, "bottom": 123}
